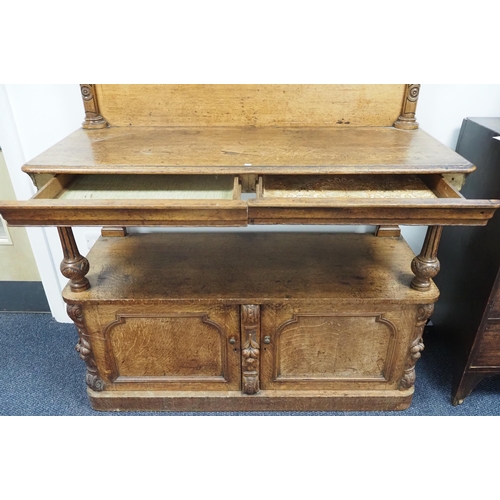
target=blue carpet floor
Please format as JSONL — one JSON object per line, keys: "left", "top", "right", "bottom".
{"left": 1, "top": 311, "right": 500, "bottom": 415}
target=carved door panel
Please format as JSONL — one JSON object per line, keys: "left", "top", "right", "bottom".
{"left": 84, "top": 303, "right": 241, "bottom": 392}
{"left": 260, "top": 303, "right": 413, "bottom": 391}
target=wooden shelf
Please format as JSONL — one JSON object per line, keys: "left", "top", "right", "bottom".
{"left": 63, "top": 232, "right": 439, "bottom": 305}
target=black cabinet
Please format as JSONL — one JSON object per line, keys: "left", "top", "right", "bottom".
{"left": 433, "top": 117, "right": 500, "bottom": 405}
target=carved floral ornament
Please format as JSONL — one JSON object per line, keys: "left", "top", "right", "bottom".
{"left": 407, "top": 84, "right": 420, "bottom": 102}
{"left": 80, "top": 85, "right": 94, "bottom": 101}
{"left": 66, "top": 303, "right": 105, "bottom": 392}
{"left": 80, "top": 84, "right": 108, "bottom": 129}
{"left": 394, "top": 84, "right": 421, "bottom": 130}
{"left": 241, "top": 305, "right": 260, "bottom": 395}
{"left": 399, "top": 304, "right": 434, "bottom": 390}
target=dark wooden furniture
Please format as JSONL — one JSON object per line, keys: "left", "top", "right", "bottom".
{"left": 1, "top": 85, "right": 499, "bottom": 412}
{"left": 433, "top": 117, "right": 500, "bottom": 405}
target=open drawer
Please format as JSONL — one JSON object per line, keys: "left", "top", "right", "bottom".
{"left": 0, "top": 174, "right": 248, "bottom": 226}
{"left": 249, "top": 174, "right": 500, "bottom": 226}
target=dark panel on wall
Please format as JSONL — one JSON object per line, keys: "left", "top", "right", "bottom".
{"left": 0, "top": 281, "right": 50, "bottom": 312}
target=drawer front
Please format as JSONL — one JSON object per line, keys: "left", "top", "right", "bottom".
{"left": 0, "top": 174, "right": 247, "bottom": 227}
{"left": 487, "top": 273, "right": 500, "bottom": 319}
{"left": 83, "top": 303, "right": 241, "bottom": 391}
{"left": 1, "top": 173, "right": 498, "bottom": 228}
{"left": 249, "top": 174, "right": 499, "bottom": 226}
{"left": 471, "top": 322, "right": 500, "bottom": 368}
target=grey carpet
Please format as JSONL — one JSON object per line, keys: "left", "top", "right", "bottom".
{"left": 1, "top": 312, "right": 499, "bottom": 415}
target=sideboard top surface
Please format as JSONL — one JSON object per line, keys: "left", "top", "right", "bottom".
{"left": 62, "top": 232, "right": 439, "bottom": 305}
{"left": 23, "top": 126, "right": 473, "bottom": 176}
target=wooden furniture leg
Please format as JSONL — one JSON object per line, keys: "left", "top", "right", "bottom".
{"left": 57, "top": 227, "right": 90, "bottom": 292}
{"left": 101, "top": 226, "right": 128, "bottom": 237}
{"left": 375, "top": 225, "right": 401, "bottom": 237}
{"left": 452, "top": 372, "right": 487, "bottom": 406}
{"left": 411, "top": 226, "right": 443, "bottom": 291}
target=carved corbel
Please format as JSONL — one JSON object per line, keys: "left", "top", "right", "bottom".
{"left": 394, "top": 84, "right": 420, "bottom": 130}
{"left": 67, "top": 304, "right": 104, "bottom": 391}
{"left": 400, "top": 304, "right": 434, "bottom": 390}
{"left": 80, "top": 84, "right": 108, "bottom": 129}
{"left": 241, "top": 305, "right": 260, "bottom": 395}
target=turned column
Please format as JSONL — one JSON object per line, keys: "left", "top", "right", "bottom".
{"left": 410, "top": 225, "right": 443, "bottom": 291}
{"left": 80, "top": 84, "right": 108, "bottom": 129}
{"left": 57, "top": 227, "right": 90, "bottom": 292}
{"left": 394, "top": 84, "right": 420, "bottom": 130}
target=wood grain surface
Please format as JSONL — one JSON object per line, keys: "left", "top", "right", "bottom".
{"left": 94, "top": 84, "right": 406, "bottom": 127}
{"left": 62, "top": 232, "right": 438, "bottom": 411}
{"left": 62, "top": 232, "right": 439, "bottom": 305}
{"left": 84, "top": 303, "right": 242, "bottom": 391}
{"left": 8, "top": 84, "right": 489, "bottom": 412}
{"left": 3, "top": 170, "right": 498, "bottom": 227}
{"left": 0, "top": 199, "right": 249, "bottom": 227}
{"left": 272, "top": 314, "right": 395, "bottom": 379}
{"left": 22, "top": 126, "right": 474, "bottom": 175}
{"left": 261, "top": 174, "right": 438, "bottom": 199}
{"left": 470, "top": 322, "right": 500, "bottom": 367}
{"left": 247, "top": 197, "right": 499, "bottom": 226}
{"left": 87, "top": 387, "right": 414, "bottom": 412}
{"left": 259, "top": 304, "right": 416, "bottom": 392}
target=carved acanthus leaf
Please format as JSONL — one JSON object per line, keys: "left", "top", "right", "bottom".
{"left": 67, "top": 304, "right": 104, "bottom": 391}
{"left": 400, "top": 304, "right": 434, "bottom": 390}
{"left": 241, "top": 305, "right": 260, "bottom": 395}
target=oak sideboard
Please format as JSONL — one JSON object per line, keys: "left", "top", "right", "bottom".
{"left": 1, "top": 84, "right": 498, "bottom": 412}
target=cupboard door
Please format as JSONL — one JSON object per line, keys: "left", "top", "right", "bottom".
{"left": 86, "top": 304, "right": 241, "bottom": 391}
{"left": 260, "top": 304, "right": 412, "bottom": 391}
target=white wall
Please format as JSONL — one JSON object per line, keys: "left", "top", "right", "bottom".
{"left": 399, "top": 85, "right": 500, "bottom": 253}
{"left": 0, "top": 85, "right": 84, "bottom": 321}
{"left": 417, "top": 85, "right": 500, "bottom": 147}
{"left": 1, "top": 84, "right": 500, "bottom": 322}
